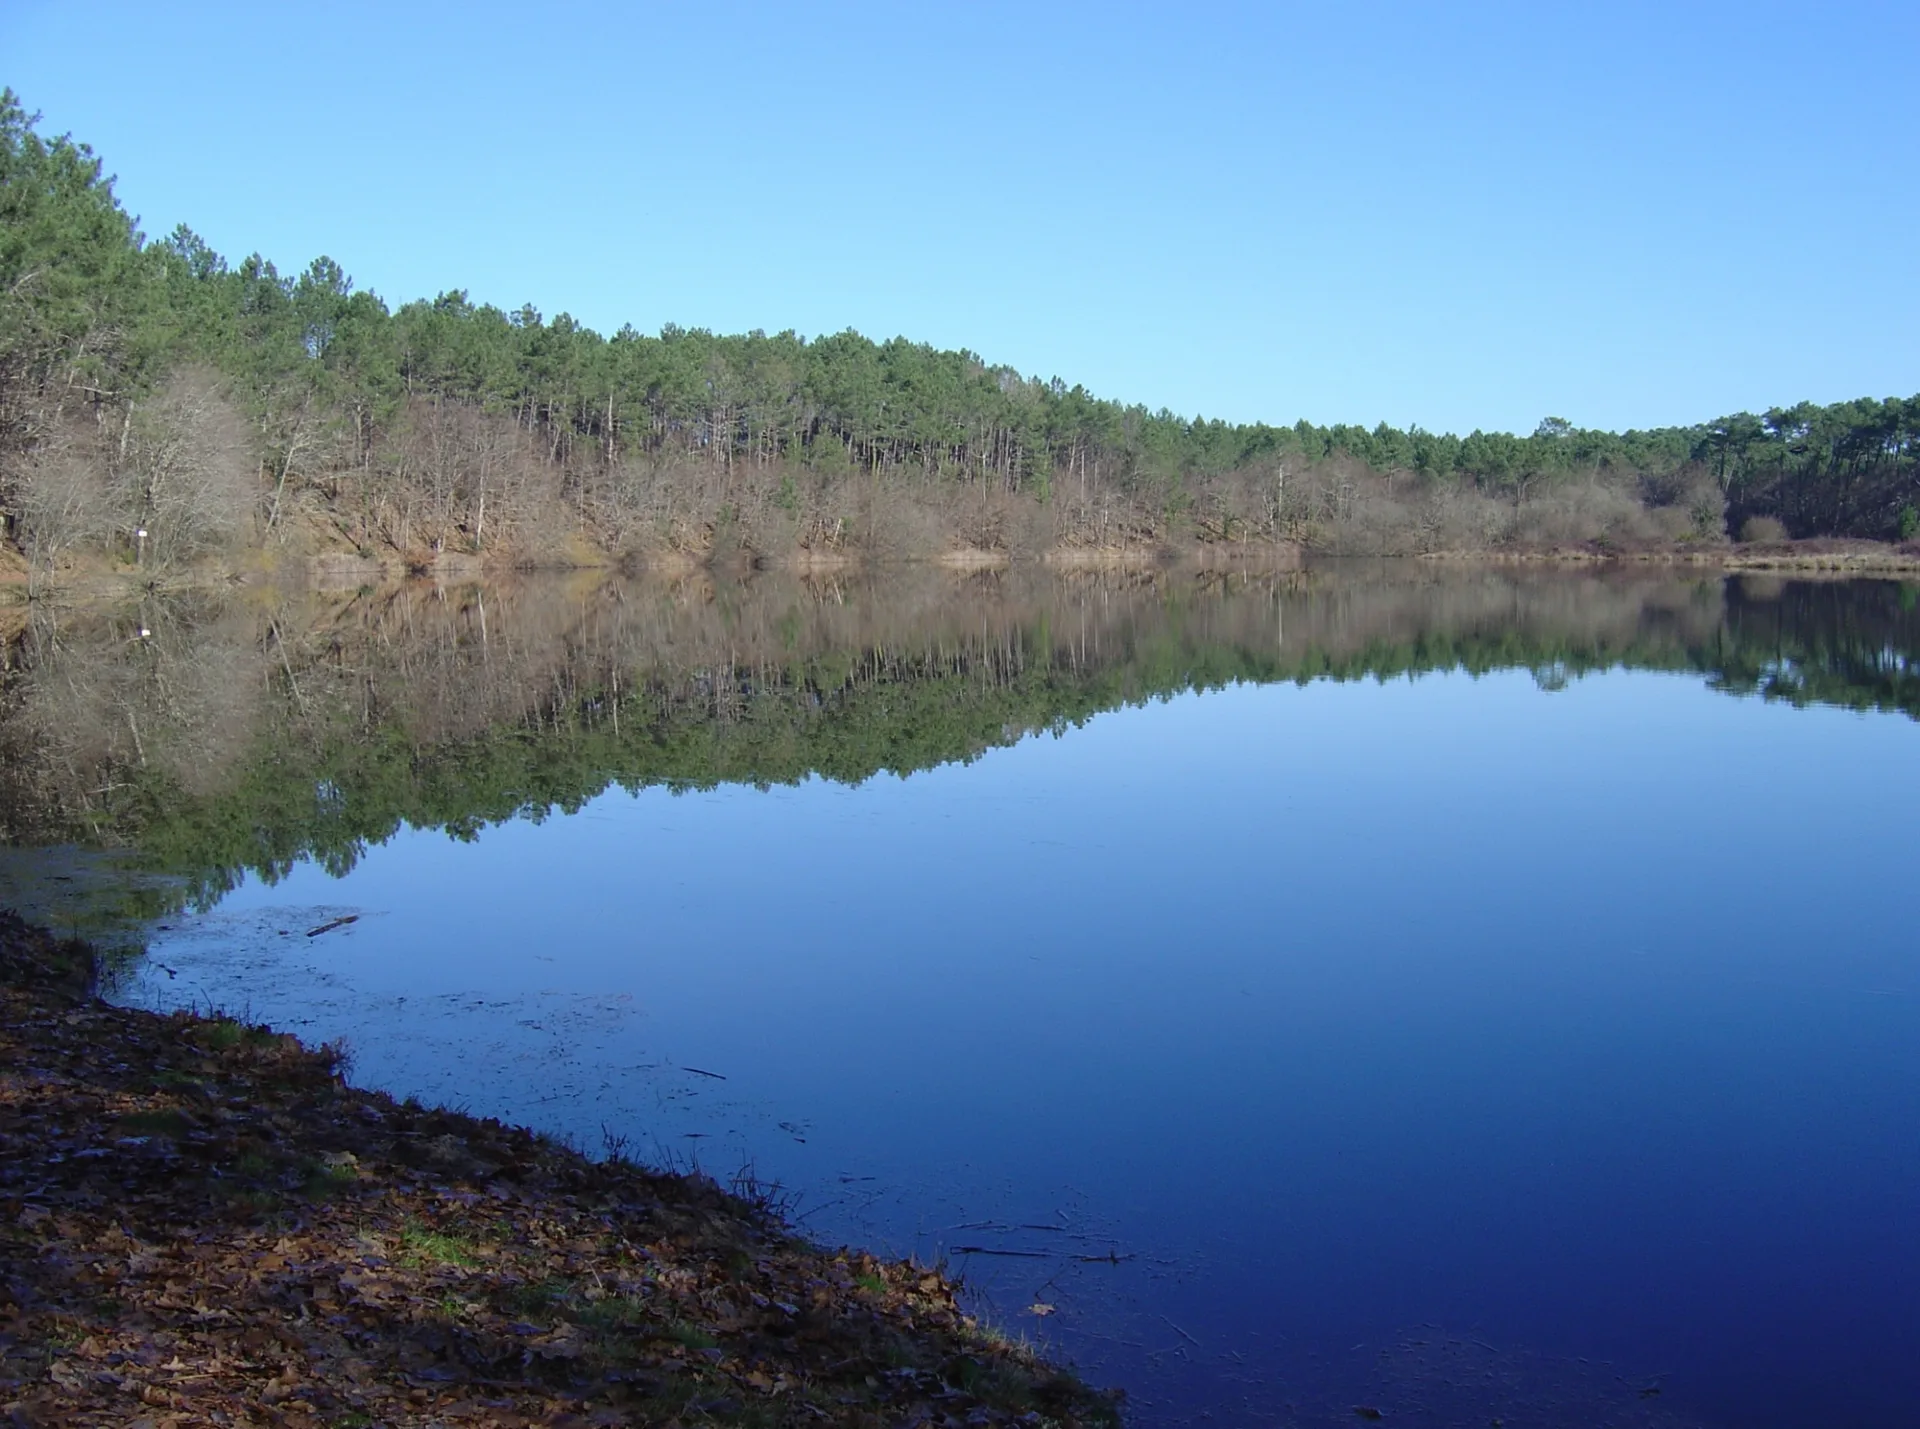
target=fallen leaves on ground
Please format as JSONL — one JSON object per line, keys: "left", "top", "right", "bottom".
{"left": 0, "top": 911, "right": 1120, "bottom": 1428}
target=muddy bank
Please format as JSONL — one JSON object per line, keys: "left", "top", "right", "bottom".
{"left": 0, "top": 912, "right": 1117, "bottom": 1428}
{"left": 1415, "top": 538, "right": 1920, "bottom": 574}
{"left": 7, "top": 532, "right": 1917, "bottom": 608}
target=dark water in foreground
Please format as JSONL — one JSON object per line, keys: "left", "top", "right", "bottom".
{"left": 5, "top": 565, "right": 1918, "bottom": 1426}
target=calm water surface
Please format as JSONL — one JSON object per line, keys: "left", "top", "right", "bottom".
{"left": 9, "top": 566, "right": 1918, "bottom": 1426}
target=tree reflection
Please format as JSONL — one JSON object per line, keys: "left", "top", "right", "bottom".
{"left": 3, "top": 566, "right": 1915, "bottom": 910}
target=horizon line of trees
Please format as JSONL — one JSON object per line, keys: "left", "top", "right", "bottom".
{"left": 3, "top": 87, "right": 1918, "bottom": 570}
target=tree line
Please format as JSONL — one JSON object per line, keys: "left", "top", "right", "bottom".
{"left": 3, "top": 89, "right": 1917, "bottom": 572}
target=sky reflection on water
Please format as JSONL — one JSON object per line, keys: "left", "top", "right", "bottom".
{"left": 123, "top": 661, "right": 1920, "bottom": 1427}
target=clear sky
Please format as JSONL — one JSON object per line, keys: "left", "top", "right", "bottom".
{"left": 4, "top": 0, "right": 1915, "bottom": 434}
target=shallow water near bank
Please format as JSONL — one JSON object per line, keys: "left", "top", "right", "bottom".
{"left": 8, "top": 564, "right": 1918, "bottom": 1426}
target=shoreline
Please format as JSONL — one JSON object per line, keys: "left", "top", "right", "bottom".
{"left": 0, "top": 911, "right": 1118, "bottom": 1428}
{"left": 1413, "top": 541, "right": 1920, "bottom": 574}
{"left": 4, "top": 536, "right": 1918, "bottom": 605}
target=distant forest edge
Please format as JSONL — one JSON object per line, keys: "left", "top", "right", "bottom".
{"left": 4, "top": 89, "right": 1919, "bottom": 582}
{"left": 3, "top": 569, "right": 1916, "bottom": 916}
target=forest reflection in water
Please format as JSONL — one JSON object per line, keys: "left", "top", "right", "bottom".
{"left": 3, "top": 562, "right": 1920, "bottom": 1427}
{"left": 3, "top": 562, "right": 1916, "bottom": 904}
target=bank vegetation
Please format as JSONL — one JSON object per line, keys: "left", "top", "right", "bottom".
{"left": 4, "top": 91, "right": 1919, "bottom": 590}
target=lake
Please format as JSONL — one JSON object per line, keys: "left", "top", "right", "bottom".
{"left": 5, "top": 563, "right": 1917, "bottom": 1426}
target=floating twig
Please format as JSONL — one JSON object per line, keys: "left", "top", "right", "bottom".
{"left": 1162, "top": 1314, "right": 1201, "bottom": 1346}
{"left": 305, "top": 915, "right": 359, "bottom": 938}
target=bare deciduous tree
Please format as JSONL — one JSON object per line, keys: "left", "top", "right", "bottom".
{"left": 8, "top": 423, "right": 113, "bottom": 596}
{"left": 114, "top": 369, "right": 255, "bottom": 568}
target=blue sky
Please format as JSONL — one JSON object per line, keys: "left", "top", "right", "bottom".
{"left": 5, "top": 0, "right": 1915, "bottom": 434}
